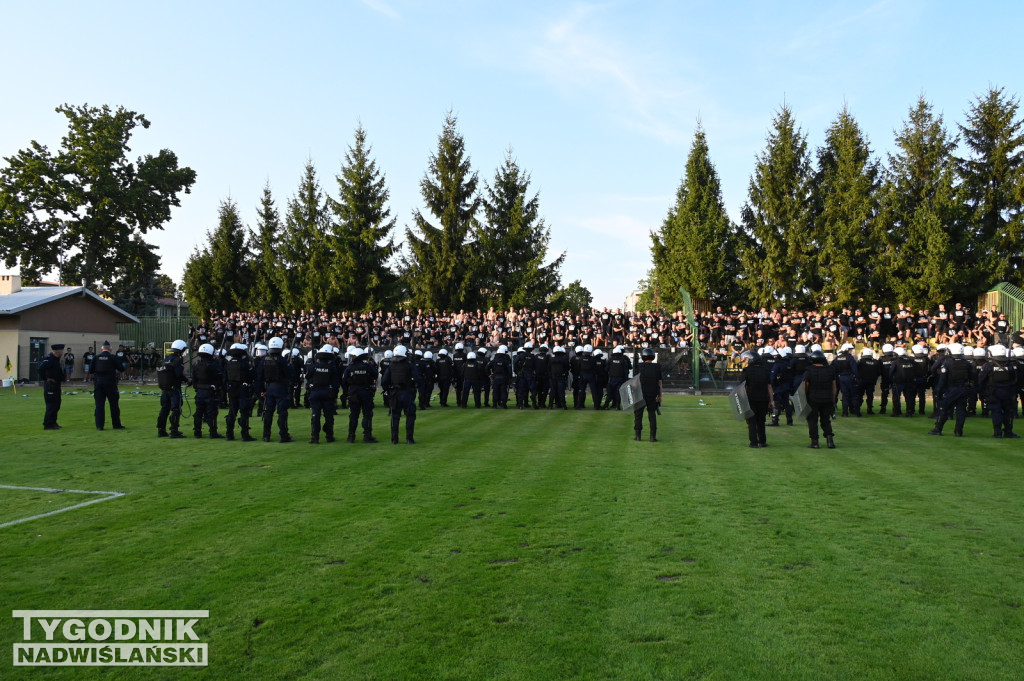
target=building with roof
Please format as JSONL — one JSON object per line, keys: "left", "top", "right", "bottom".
{"left": 0, "top": 274, "right": 139, "bottom": 381}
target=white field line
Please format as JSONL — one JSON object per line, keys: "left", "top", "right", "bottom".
{"left": 0, "top": 484, "right": 126, "bottom": 529}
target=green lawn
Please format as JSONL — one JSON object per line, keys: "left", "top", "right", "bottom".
{"left": 1, "top": 387, "right": 1022, "bottom": 680}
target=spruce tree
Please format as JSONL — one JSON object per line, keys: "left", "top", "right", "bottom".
{"left": 183, "top": 198, "right": 251, "bottom": 314}
{"left": 477, "top": 149, "right": 565, "bottom": 309}
{"left": 281, "top": 161, "right": 333, "bottom": 310}
{"left": 810, "top": 106, "right": 880, "bottom": 307}
{"left": 738, "top": 105, "right": 814, "bottom": 308}
{"left": 957, "top": 86, "right": 1024, "bottom": 290}
{"left": 404, "top": 112, "right": 482, "bottom": 310}
{"left": 330, "top": 125, "right": 399, "bottom": 311}
{"left": 247, "top": 182, "right": 284, "bottom": 312}
{"left": 652, "top": 124, "right": 739, "bottom": 308}
{"left": 877, "top": 96, "right": 961, "bottom": 307}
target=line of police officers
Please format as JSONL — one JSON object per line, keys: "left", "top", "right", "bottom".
{"left": 153, "top": 338, "right": 641, "bottom": 446}
{"left": 740, "top": 339, "right": 1024, "bottom": 448}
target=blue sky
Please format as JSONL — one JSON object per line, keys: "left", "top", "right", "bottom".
{"left": 1, "top": 0, "right": 1020, "bottom": 309}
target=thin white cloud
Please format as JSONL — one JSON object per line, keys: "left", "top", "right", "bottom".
{"left": 360, "top": 0, "right": 400, "bottom": 20}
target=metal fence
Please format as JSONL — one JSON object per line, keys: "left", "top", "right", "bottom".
{"left": 979, "top": 282, "right": 1024, "bottom": 332}
{"left": 117, "top": 315, "right": 200, "bottom": 354}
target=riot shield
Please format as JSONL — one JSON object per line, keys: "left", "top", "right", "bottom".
{"left": 790, "top": 381, "right": 812, "bottom": 420}
{"left": 729, "top": 381, "right": 754, "bottom": 421}
{"left": 619, "top": 374, "right": 645, "bottom": 412}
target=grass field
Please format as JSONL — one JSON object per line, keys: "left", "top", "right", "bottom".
{"left": 2, "top": 386, "right": 1023, "bottom": 680}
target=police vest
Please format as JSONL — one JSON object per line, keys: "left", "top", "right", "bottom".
{"left": 911, "top": 356, "right": 929, "bottom": 378}
{"left": 990, "top": 362, "right": 1014, "bottom": 385}
{"left": 263, "top": 355, "right": 286, "bottom": 384}
{"left": 550, "top": 356, "right": 569, "bottom": 379}
{"left": 805, "top": 364, "right": 835, "bottom": 402}
{"left": 894, "top": 357, "right": 916, "bottom": 382}
{"left": 835, "top": 355, "right": 854, "bottom": 376}
{"left": 435, "top": 356, "right": 453, "bottom": 378}
{"left": 192, "top": 360, "right": 217, "bottom": 391}
{"left": 157, "top": 355, "right": 183, "bottom": 389}
{"left": 309, "top": 361, "right": 333, "bottom": 388}
{"left": 347, "top": 362, "right": 373, "bottom": 388}
{"left": 389, "top": 359, "right": 412, "bottom": 389}
{"left": 463, "top": 359, "right": 483, "bottom": 381}
{"left": 858, "top": 357, "right": 880, "bottom": 382}
{"left": 743, "top": 363, "right": 771, "bottom": 401}
{"left": 225, "top": 357, "right": 245, "bottom": 383}
{"left": 491, "top": 356, "right": 510, "bottom": 377}
{"left": 93, "top": 353, "right": 117, "bottom": 379}
{"left": 608, "top": 355, "right": 628, "bottom": 379}
{"left": 948, "top": 358, "right": 971, "bottom": 386}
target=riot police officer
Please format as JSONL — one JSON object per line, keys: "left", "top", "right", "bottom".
{"left": 306, "top": 344, "right": 340, "bottom": 444}
{"left": 92, "top": 340, "right": 126, "bottom": 430}
{"left": 978, "top": 345, "right": 1019, "bottom": 438}
{"left": 382, "top": 345, "right": 419, "bottom": 444}
{"left": 833, "top": 343, "right": 860, "bottom": 417}
{"left": 258, "top": 336, "right": 294, "bottom": 443}
{"left": 857, "top": 347, "right": 881, "bottom": 414}
{"left": 804, "top": 350, "right": 837, "bottom": 449}
{"left": 343, "top": 347, "right": 378, "bottom": 443}
{"left": 549, "top": 346, "right": 570, "bottom": 410}
{"left": 488, "top": 345, "right": 513, "bottom": 408}
{"left": 191, "top": 343, "right": 224, "bottom": 439}
{"left": 39, "top": 343, "right": 65, "bottom": 430}
{"left": 534, "top": 344, "right": 552, "bottom": 408}
{"left": 434, "top": 348, "right": 454, "bottom": 407}
{"left": 452, "top": 342, "right": 467, "bottom": 407}
{"left": 929, "top": 343, "right": 975, "bottom": 437}
{"left": 769, "top": 346, "right": 795, "bottom": 426}
{"left": 633, "top": 348, "right": 662, "bottom": 442}
{"left": 223, "top": 343, "right": 256, "bottom": 441}
{"left": 156, "top": 339, "right": 189, "bottom": 438}
{"left": 603, "top": 346, "right": 631, "bottom": 410}
{"left": 741, "top": 350, "right": 774, "bottom": 448}
{"left": 418, "top": 351, "right": 436, "bottom": 409}
{"left": 890, "top": 347, "right": 917, "bottom": 417}
{"left": 877, "top": 343, "right": 895, "bottom": 414}
{"left": 461, "top": 351, "right": 485, "bottom": 408}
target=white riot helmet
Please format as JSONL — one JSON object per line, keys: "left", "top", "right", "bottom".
{"left": 171, "top": 339, "right": 188, "bottom": 352}
{"left": 840, "top": 343, "right": 854, "bottom": 353}
{"left": 989, "top": 344, "right": 1008, "bottom": 357}
{"left": 912, "top": 345, "right": 926, "bottom": 355}
{"left": 332, "top": 345, "right": 340, "bottom": 355}
{"left": 268, "top": 337, "right": 284, "bottom": 350}
{"left": 394, "top": 345, "right": 408, "bottom": 358}
{"left": 198, "top": 343, "right": 215, "bottom": 356}
{"left": 438, "top": 348, "right": 449, "bottom": 356}
{"left": 810, "top": 344, "right": 823, "bottom": 354}
{"left": 861, "top": 347, "right": 874, "bottom": 357}
{"left": 973, "top": 347, "right": 987, "bottom": 358}
{"left": 454, "top": 342, "right": 464, "bottom": 351}
{"left": 612, "top": 346, "right": 623, "bottom": 354}
{"left": 384, "top": 350, "right": 394, "bottom": 359}
{"left": 894, "top": 347, "right": 906, "bottom": 356}
{"left": 231, "top": 343, "right": 247, "bottom": 352}
{"left": 779, "top": 346, "right": 792, "bottom": 357}
{"left": 414, "top": 349, "right": 423, "bottom": 356}
{"left": 794, "top": 344, "right": 806, "bottom": 354}
{"left": 320, "top": 344, "right": 333, "bottom": 354}
{"left": 254, "top": 343, "right": 268, "bottom": 357}
{"left": 467, "top": 351, "right": 477, "bottom": 360}
{"left": 553, "top": 345, "right": 565, "bottom": 354}
{"left": 593, "top": 349, "right": 603, "bottom": 357}
{"left": 882, "top": 343, "right": 894, "bottom": 354}
{"left": 424, "top": 351, "right": 433, "bottom": 360}
{"left": 478, "top": 347, "right": 488, "bottom": 355}
{"left": 497, "top": 345, "right": 508, "bottom": 354}
{"left": 947, "top": 343, "right": 963, "bottom": 356}
{"left": 583, "top": 344, "right": 593, "bottom": 353}
{"left": 766, "top": 346, "right": 778, "bottom": 356}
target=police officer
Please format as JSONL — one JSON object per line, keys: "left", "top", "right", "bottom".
{"left": 156, "top": 339, "right": 189, "bottom": 438}
{"left": 514, "top": 346, "right": 532, "bottom": 409}
{"left": 969, "top": 346, "right": 988, "bottom": 416}
{"left": 833, "top": 343, "right": 860, "bottom": 417}
{"left": 890, "top": 346, "right": 916, "bottom": 417}
{"left": 488, "top": 345, "right": 513, "bottom": 409}
{"left": 477, "top": 347, "right": 491, "bottom": 407}
{"left": 603, "top": 346, "right": 631, "bottom": 410}
{"left": 910, "top": 344, "right": 930, "bottom": 416}
{"left": 289, "top": 348, "right": 305, "bottom": 408}
{"left": 877, "top": 343, "right": 896, "bottom": 414}
{"left": 434, "top": 348, "right": 454, "bottom": 407}
{"left": 223, "top": 343, "right": 256, "bottom": 441}
{"left": 633, "top": 348, "right": 662, "bottom": 442}
{"left": 804, "top": 350, "right": 837, "bottom": 449}
{"left": 929, "top": 343, "right": 975, "bottom": 437}
{"left": 452, "top": 342, "right": 467, "bottom": 407}
{"left": 92, "top": 340, "right": 126, "bottom": 430}
{"left": 578, "top": 344, "right": 599, "bottom": 409}
{"left": 39, "top": 343, "right": 65, "bottom": 430}
{"left": 382, "top": 345, "right": 419, "bottom": 444}
{"left": 534, "top": 344, "right": 552, "bottom": 408}
{"left": 461, "top": 351, "right": 485, "bottom": 408}
{"left": 549, "top": 345, "right": 570, "bottom": 410}
{"left": 769, "top": 346, "right": 795, "bottom": 426}
{"left": 592, "top": 348, "right": 608, "bottom": 409}
{"left": 306, "top": 344, "right": 340, "bottom": 444}
{"left": 418, "top": 351, "right": 436, "bottom": 409}
{"left": 191, "top": 343, "right": 224, "bottom": 439}
{"left": 343, "top": 347, "right": 378, "bottom": 443}
{"left": 741, "top": 350, "right": 774, "bottom": 448}
{"left": 258, "top": 337, "right": 294, "bottom": 443}
{"left": 977, "top": 345, "right": 1019, "bottom": 439}
{"left": 857, "top": 347, "right": 881, "bottom": 414}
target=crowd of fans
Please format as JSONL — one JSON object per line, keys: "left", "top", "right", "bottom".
{"left": 180, "top": 302, "right": 1021, "bottom": 362}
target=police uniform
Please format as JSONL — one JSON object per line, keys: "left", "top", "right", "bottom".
{"left": 633, "top": 351, "right": 662, "bottom": 442}
{"left": 488, "top": 350, "right": 513, "bottom": 409}
{"left": 603, "top": 350, "right": 631, "bottom": 410}
{"left": 191, "top": 350, "right": 224, "bottom": 438}
{"left": 929, "top": 350, "right": 975, "bottom": 437}
{"left": 382, "top": 351, "right": 419, "bottom": 444}
{"left": 258, "top": 344, "right": 294, "bottom": 443}
{"left": 857, "top": 350, "right": 881, "bottom": 414}
{"left": 434, "top": 351, "right": 454, "bottom": 407}
{"left": 39, "top": 344, "right": 65, "bottom": 430}
{"left": 549, "top": 348, "right": 570, "bottom": 409}
{"left": 770, "top": 351, "right": 795, "bottom": 426}
{"left": 741, "top": 354, "right": 773, "bottom": 447}
{"left": 223, "top": 345, "right": 256, "bottom": 441}
{"left": 92, "top": 343, "right": 126, "bottom": 430}
{"left": 832, "top": 348, "right": 860, "bottom": 417}
{"left": 343, "top": 351, "right": 378, "bottom": 443}
{"left": 978, "top": 350, "right": 1019, "bottom": 438}
{"left": 461, "top": 354, "right": 485, "bottom": 408}
{"left": 533, "top": 346, "right": 552, "bottom": 408}
{"left": 804, "top": 354, "right": 837, "bottom": 448}
{"left": 306, "top": 349, "right": 340, "bottom": 443}
{"left": 156, "top": 347, "right": 188, "bottom": 438}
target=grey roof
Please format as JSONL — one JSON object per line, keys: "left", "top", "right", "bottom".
{"left": 0, "top": 286, "right": 140, "bottom": 323}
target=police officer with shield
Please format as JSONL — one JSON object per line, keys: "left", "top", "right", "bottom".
{"left": 156, "top": 340, "right": 189, "bottom": 438}
{"left": 804, "top": 350, "right": 837, "bottom": 449}
{"left": 633, "top": 348, "right": 663, "bottom": 442}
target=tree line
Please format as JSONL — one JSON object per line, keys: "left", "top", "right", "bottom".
{"left": 183, "top": 113, "right": 581, "bottom": 316}
{"left": 648, "top": 87, "right": 1024, "bottom": 313}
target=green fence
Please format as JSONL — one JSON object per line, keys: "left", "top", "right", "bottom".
{"left": 980, "top": 282, "right": 1024, "bottom": 332}
{"left": 117, "top": 315, "right": 200, "bottom": 353}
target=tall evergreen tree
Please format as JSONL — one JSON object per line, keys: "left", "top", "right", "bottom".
{"left": 330, "top": 125, "right": 399, "bottom": 311}
{"left": 877, "top": 97, "right": 961, "bottom": 307}
{"left": 957, "top": 86, "right": 1024, "bottom": 290}
{"left": 247, "top": 182, "right": 284, "bottom": 312}
{"left": 738, "top": 105, "right": 814, "bottom": 308}
{"left": 403, "top": 112, "right": 482, "bottom": 310}
{"left": 477, "top": 149, "right": 565, "bottom": 309}
{"left": 652, "top": 124, "right": 739, "bottom": 309}
{"left": 183, "top": 198, "right": 251, "bottom": 314}
{"left": 810, "top": 106, "right": 880, "bottom": 307}
{"left": 281, "top": 161, "right": 333, "bottom": 310}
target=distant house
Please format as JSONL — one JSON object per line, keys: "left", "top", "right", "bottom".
{"left": 0, "top": 274, "right": 139, "bottom": 381}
